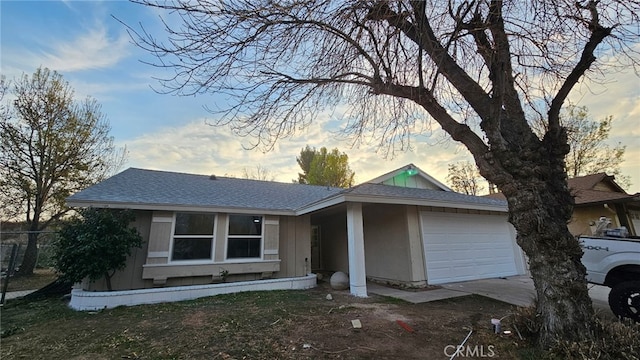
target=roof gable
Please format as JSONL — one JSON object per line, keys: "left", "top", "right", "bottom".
{"left": 365, "top": 163, "right": 451, "bottom": 191}
{"left": 566, "top": 172, "right": 627, "bottom": 193}
{"left": 567, "top": 172, "right": 607, "bottom": 190}
{"left": 568, "top": 173, "right": 636, "bottom": 205}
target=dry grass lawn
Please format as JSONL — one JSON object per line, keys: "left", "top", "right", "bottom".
{"left": 0, "top": 280, "right": 550, "bottom": 359}
{"left": 1, "top": 268, "right": 58, "bottom": 292}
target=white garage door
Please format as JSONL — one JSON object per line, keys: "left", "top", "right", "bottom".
{"left": 421, "top": 212, "right": 520, "bottom": 284}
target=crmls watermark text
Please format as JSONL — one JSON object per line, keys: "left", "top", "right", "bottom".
{"left": 443, "top": 345, "right": 496, "bottom": 358}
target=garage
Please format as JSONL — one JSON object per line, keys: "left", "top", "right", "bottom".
{"left": 420, "top": 211, "right": 522, "bottom": 284}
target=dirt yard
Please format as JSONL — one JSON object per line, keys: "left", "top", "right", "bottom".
{"left": 261, "top": 282, "right": 533, "bottom": 359}
{"left": 1, "top": 279, "right": 542, "bottom": 359}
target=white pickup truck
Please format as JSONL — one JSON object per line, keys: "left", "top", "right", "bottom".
{"left": 580, "top": 235, "right": 640, "bottom": 322}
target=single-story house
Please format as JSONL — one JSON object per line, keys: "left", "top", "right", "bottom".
{"left": 486, "top": 173, "right": 640, "bottom": 237}
{"left": 567, "top": 173, "right": 640, "bottom": 236}
{"left": 66, "top": 164, "right": 527, "bottom": 310}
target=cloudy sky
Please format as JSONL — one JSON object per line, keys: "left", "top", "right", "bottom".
{"left": 1, "top": 1, "right": 638, "bottom": 193}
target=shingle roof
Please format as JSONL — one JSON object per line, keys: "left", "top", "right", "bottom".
{"left": 482, "top": 173, "right": 638, "bottom": 206}
{"left": 571, "top": 189, "right": 637, "bottom": 205}
{"left": 568, "top": 173, "right": 610, "bottom": 191}
{"left": 67, "top": 168, "right": 343, "bottom": 213}
{"left": 344, "top": 183, "right": 507, "bottom": 207}
{"left": 567, "top": 173, "right": 637, "bottom": 205}
{"left": 68, "top": 167, "right": 509, "bottom": 214}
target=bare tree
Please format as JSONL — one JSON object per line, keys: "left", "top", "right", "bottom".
{"left": 447, "top": 161, "right": 485, "bottom": 195}
{"left": 124, "top": 0, "right": 640, "bottom": 346}
{"left": 0, "top": 68, "right": 127, "bottom": 275}
{"left": 534, "top": 105, "right": 628, "bottom": 187}
{"left": 241, "top": 165, "right": 276, "bottom": 181}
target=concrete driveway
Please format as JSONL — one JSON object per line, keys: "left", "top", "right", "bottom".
{"left": 367, "top": 275, "right": 614, "bottom": 319}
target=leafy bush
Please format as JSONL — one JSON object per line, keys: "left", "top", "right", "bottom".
{"left": 53, "top": 208, "right": 143, "bottom": 291}
{"left": 36, "top": 241, "right": 57, "bottom": 269}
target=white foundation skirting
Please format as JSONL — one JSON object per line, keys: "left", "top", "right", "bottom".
{"left": 69, "top": 274, "right": 317, "bottom": 311}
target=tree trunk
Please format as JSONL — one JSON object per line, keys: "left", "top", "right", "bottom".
{"left": 502, "top": 174, "right": 595, "bottom": 347}
{"left": 17, "top": 231, "right": 38, "bottom": 276}
{"left": 105, "top": 272, "right": 113, "bottom": 291}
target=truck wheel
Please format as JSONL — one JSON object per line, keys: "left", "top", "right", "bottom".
{"left": 608, "top": 281, "right": 640, "bottom": 322}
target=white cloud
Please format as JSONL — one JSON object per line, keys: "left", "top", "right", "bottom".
{"left": 120, "top": 99, "right": 638, "bottom": 194}
{"left": 118, "top": 54, "right": 639, "bottom": 193}
{"left": 1, "top": 21, "right": 130, "bottom": 75}
{"left": 122, "top": 120, "right": 304, "bottom": 180}
{"left": 569, "top": 66, "right": 640, "bottom": 192}
{"left": 119, "top": 114, "right": 469, "bottom": 187}
{"left": 40, "top": 25, "right": 130, "bottom": 72}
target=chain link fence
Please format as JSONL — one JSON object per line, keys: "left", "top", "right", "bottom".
{"left": 1, "top": 231, "right": 57, "bottom": 274}
{"left": 1, "top": 230, "right": 58, "bottom": 303}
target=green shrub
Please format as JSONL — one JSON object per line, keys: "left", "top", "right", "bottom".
{"left": 53, "top": 208, "right": 143, "bottom": 291}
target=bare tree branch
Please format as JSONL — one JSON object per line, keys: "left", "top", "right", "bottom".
{"left": 123, "top": 0, "right": 640, "bottom": 346}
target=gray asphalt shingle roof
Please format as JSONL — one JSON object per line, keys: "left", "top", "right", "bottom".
{"left": 343, "top": 183, "right": 507, "bottom": 207}
{"left": 67, "top": 168, "right": 343, "bottom": 212}
{"left": 68, "top": 168, "right": 507, "bottom": 213}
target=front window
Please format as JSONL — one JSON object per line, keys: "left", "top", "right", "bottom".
{"left": 171, "top": 212, "right": 215, "bottom": 261}
{"left": 227, "top": 215, "right": 262, "bottom": 259}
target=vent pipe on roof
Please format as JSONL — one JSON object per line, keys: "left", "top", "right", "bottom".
{"left": 209, "top": 174, "right": 217, "bottom": 180}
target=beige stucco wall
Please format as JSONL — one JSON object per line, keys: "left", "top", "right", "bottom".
{"left": 314, "top": 204, "right": 427, "bottom": 286}
{"left": 405, "top": 206, "right": 429, "bottom": 284}
{"left": 278, "top": 215, "right": 312, "bottom": 278}
{"left": 317, "top": 213, "right": 349, "bottom": 274}
{"left": 569, "top": 205, "right": 622, "bottom": 236}
{"left": 362, "top": 204, "right": 426, "bottom": 286}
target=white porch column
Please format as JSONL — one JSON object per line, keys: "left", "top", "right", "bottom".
{"left": 346, "top": 202, "right": 367, "bottom": 297}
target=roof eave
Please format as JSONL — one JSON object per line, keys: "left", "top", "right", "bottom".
{"left": 296, "top": 194, "right": 347, "bottom": 215}
{"left": 296, "top": 193, "right": 508, "bottom": 215}
{"left": 574, "top": 195, "right": 640, "bottom": 207}
{"left": 66, "top": 200, "right": 297, "bottom": 216}
{"left": 344, "top": 194, "right": 508, "bottom": 212}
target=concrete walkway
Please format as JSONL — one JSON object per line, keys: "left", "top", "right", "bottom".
{"left": 367, "top": 282, "right": 470, "bottom": 304}
{"left": 2, "top": 289, "right": 37, "bottom": 301}
{"left": 367, "top": 276, "right": 614, "bottom": 317}
{"left": 441, "top": 276, "right": 535, "bottom": 307}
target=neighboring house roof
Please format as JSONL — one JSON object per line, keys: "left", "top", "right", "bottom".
{"left": 483, "top": 173, "right": 639, "bottom": 206}
{"left": 568, "top": 173, "right": 639, "bottom": 206}
{"left": 67, "top": 168, "right": 343, "bottom": 215}
{"left": 68, "top": 165, "right": 507, "bottom": 215}
{"left": 568, "top": 173, "right": 625, "bottom": 194}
